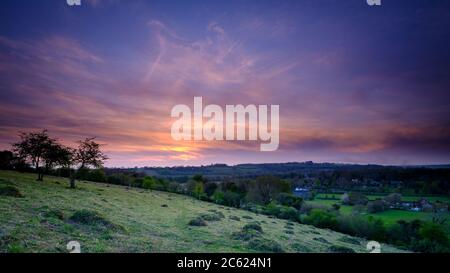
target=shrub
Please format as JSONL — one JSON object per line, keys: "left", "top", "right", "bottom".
{"left": 313, "top": 237, "right": 329, "bottom": 244}
{"left": 338, "top": 236, "right": 361, "bottom": 245}
{"left": 299, "top": 202, "right": 329, "bottom": 214}
{"left": 292, "top": 243, "right": 312, "bottom": 253}
{"left": 303, "top": 209, "right": 338, "bottom": 230}
{"left": 337, "top": 215, "right": 386, "bottom": 241}
{"left": 200, "top": 213, "right": 222, "bottom": 222}
{"left": 88, "top": 169, "right": 106, "bottom": 182}
{"left": 276, "top": 193, "right": 303, "bottom": 210}
{"left": 328, "top": 245, "right": 356, "bottom": 253}
{"left": 248, "top": 238, "right": 284, "bottom": 253}
{"left": 231, "top": 229, "right": 260, "bottom": 241}
{"left": 383, "top": 193, "right": 402, "bottom": 205}
{"left": 341, "top": 192, "right": 368, "bottom": 206}
{"left": 332, "top": 203, "right": 341, "bottom": 211}
{"left": 69, "top": 209, "right": 118, "bottom": 229}
{"left": 263, "top": 202, "right": 299, "bottom": 221}
{"left": 411, "top": 238, "right": 449, "bottom": 253}
{"left": 142, "top": 176, "right": 156, "bottom": 190}
{"left": 188, "top": 217, "right": 207, "bottom": 226}
{"left": 229, "top": 215, "right": 240, "bottom": 221}
{"left": 43, "top": 209, "right": 64, "bottom": 220}
{"left": 243, "top": 223, "right": 263, "bottom": 233}
{"left": 367, "top": 200, "right": 387, "bottom": 213}
{"left": 0, "top": 185, "right": 23, "bottom": 198}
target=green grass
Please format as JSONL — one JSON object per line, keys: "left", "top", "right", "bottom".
{"left": 308, "top": 197, "right": 450, "bottom": 233}
{"left": 0, "top": 171, "right": 406, "bottom": 253}
{"left": 316, "top": 193, "right": 450, "bottom": 203}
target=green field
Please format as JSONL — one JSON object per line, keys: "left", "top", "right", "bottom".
{"left": 0, "top": 171, "right": 406, "bottom": 253}
{"left": 315, "top": 193, "right": 450, "bottom": 203}
{"left": 308, "top": 195, "right": 450, "bottom": 232}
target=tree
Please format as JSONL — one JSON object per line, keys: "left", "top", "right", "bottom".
{"left": 204, "top": 182, "right": 218, "bottom": 196}
{"left": 367, "top": 200, "right": 387, "bottom": 213}
{"left": 275, "top": 193, "right": 303, "bottom": 210}
{"left": 12, "top": 130, "right": 57, "bottom": 181}
{"left": 193, "top": 182, "right": 204, "bottom": 200}
{"left": 74, "top": 137, "right": 108, "bottom": 169}
{"left": 248, "top": 175, "right": 290, "bottom": 205}
{"left": 341, "top": 192, "right": 369, "bottom": 206}
{"left": 70, "top": 137, "right": 108, "bottom": 188}
{"left": 383, "top": 193, "right": 402, "bottom": 206}
{"left": 43, "top": 142, "right": 74, "bottom": 177}
{"left": 0, "top": 150, "right": 14, "bottom": 170}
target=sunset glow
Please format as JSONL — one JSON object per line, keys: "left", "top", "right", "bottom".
{"left": 1, "top": 0, "right": 449, "bottom": 167}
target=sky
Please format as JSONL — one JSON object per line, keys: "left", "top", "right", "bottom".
{"left": 0, "top": 0, "right": 450, "bottom": 167}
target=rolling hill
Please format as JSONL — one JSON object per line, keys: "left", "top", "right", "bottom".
{"left": 0, "top": 171, "right": 405, "bottom": 253}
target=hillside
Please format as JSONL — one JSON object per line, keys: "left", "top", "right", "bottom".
{"left": 0, "top": 171, "right": 405, "bottom": 253}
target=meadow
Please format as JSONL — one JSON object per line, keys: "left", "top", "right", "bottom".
{"left": 308, "top": 193, "right": 450, "bottom": 231}
{"left": 0, "top": 171, "right": 405, "bottom": 253}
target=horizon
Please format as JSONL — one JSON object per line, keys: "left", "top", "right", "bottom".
{"left": 96, "top": 160, "right": 450, "bottom": 169}
{"left": 1, "top": 0, "right": 450, "bottom": 167}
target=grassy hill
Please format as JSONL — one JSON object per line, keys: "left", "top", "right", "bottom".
{"left": 0, "top": 171, "right": 405, "bottom": 253}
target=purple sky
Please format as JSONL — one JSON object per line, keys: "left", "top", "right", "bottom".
{"left": 1, "top": 0, "right": 450, "bottom": 167}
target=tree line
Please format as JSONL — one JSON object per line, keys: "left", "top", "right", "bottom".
{"left": 1, "top": 129, "right": 107, "bottom": 188}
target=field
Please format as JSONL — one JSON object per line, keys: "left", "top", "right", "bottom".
{"left": 315, "top": 193, "right": 450, "bottom": 203}
{"left": 308, "top": 194, "right": 450, "bottom": 232}
{"left": 0, "top": 171, "right": 407, "bottom": 253}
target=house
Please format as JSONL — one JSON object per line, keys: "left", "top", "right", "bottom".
{"left": 293, "top": 187, "right": 310, "bottom": 199}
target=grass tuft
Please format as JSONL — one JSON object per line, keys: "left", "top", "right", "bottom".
{"left": 0, "top": 185, "right": 23, "bottom": 198}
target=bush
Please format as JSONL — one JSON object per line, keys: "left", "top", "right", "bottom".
{"left": 43, "top": 209, "right": 64, "bottom": 220}
{"left": 338, "top": 236, "right": 361, "bottom": 245}
{"left": 411, "top": 239, "right": 448, "bottom": 253}
{"left": 188, "top": 217, "right": 207, "bottom": 226}
{"left": 299, "top": 202, "right": 329, "bottom": 214}
{"left": 200, "top": 213, "right": 223, "bottom": 222}
{"left": 248, "top": 238, "right": 284, "bottom": 253}
{"left": 328, "top": 245, "right": 356, "bottom": 253}
{"left": 383, "top": 193, "right": 402, "bottom": 205}
{"left": 231, "top": 229, "right": 261, "bottom": 241}
{"left": 337, "top": 215, "right": 386, "bottom": 241}
{"left": 88, "top": 169, "right": 106, "bottom": 182}
{"left": 313, "top": 237, "right": 329, "bottom": 244}
{"left": 341, "top": 192, "right": 368, "bottom": 206}
{"left": 332, "top": 204, "right": 341, "bottom": 211}
{"left": 0, "top": 185, "right": 23, "bottom": 198}
{"left": 303, "top": 209, "right": 338, "bottom": 230}
{"left": 263, "top": 202, "right": 299, "bottom": 221}
{"left": 243, "top": 223, "right": 263, "bottom": 233}
{"left": 411, "top": 222, "right": 449, "bottom": 252}
{"left": 69, "top": 209, "right": 118, "bottom": 229}
{"left": 276, "top": 193, "right": 303, "bottom": 210}
{"left": 367, "top": 200, "right": 387, "bottom": 213}
{"left": 229, "top": 215, "right": 240, "bottom": 221}
{"left": 386, "top": 220, "right": 422, "bottom": 246}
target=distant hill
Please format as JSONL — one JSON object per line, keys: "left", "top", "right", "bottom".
{"left": 106, "top": 162, "right": 450, "bottom": 181}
